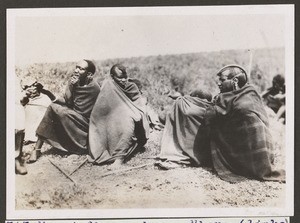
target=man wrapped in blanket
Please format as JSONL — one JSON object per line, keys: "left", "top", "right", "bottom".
{"left": 29, "top": 60, "right": 101, "bottom": 162}
{"left": 88, "top": 64, "right": 149, "bottom": 169}
{"left": 211, "top": 64, "right": 285, "bottom": 183}
{"left": 156, "top": 87, "right": 215, "bottom": 169}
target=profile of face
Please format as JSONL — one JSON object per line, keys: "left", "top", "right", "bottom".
{"left": 71, "top": 60, "right": 89, "bottom": 84}
{"left": 111, "top": 66, "right": 128, "bottom": 88}
{"left": 217, "top": 69, "right": 235, "bottom": 93}
{"left": 272, "top": 75, "right": 285, "bottom": 91}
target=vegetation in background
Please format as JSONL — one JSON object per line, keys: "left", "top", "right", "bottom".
{"left": 15, "top": 47, "right": 286, "bottom": 210}
{"left": 15, "top": 47, "right": 284, "bottom": 110}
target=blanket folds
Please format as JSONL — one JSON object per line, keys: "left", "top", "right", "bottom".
{"left": 211, "top": 85, "right": 285, "bottom": 183}
{"left": 88, "top": 78, "right": 149, "bottom": 164}
{"left": 159, "top": 96, "right": 215, "bottom": 166}
{"left": 36, "top": 80, "right": 101, "bottom": 154}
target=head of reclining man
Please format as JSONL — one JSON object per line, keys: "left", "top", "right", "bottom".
{"left": 110, "top": 64, "right": 128, "bottom": 88}
{"left": 190, "top": 89, "right": 212, "bottom": 102}
{"left": 216, "top": 65, "right": 248, "bottom": 93}
{"left": 190, "top": 89, "right": 212, "bottom": 101}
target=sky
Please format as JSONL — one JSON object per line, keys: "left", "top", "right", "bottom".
{"left": 10, "top": 6, "right": 289, "bottom": 66}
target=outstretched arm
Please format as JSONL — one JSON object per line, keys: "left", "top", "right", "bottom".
{"left": 39, "top": 88, "right": 56, "bottom": 101}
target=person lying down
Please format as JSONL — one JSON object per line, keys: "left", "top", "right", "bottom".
{"left": 156, "top": 88, "right": 215, "bottom": 169}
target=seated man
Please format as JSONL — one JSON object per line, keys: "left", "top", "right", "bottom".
{"left": 29, "top": 60, "right": 101, "bottom": 162}
{"left": 211, "top": 65, "right": 285, "bottom": 183}
{"left": 88, "top": 64, "right": 149, "bottom": 169}
{"left": 157, "top": 87, "right": 214, "bottom": 169}
{"left": 261, "top": 74, "right": 285, "bottom": 123}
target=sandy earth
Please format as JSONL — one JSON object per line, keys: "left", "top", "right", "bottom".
{"left": 15, "top": 118, "right": 286, "bottom": 210}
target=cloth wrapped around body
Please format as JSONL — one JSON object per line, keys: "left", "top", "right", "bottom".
{"left": 211, "top": 85, "right": 285, "bottom": 183}
{"left": 159, "top": 95, "right": 215, "bottom": 166}
{"left": 88, "top": 77, "right": 149, "bottom": 164}
{"left": 36, "top": 80, "right": 101, "bottom": 154}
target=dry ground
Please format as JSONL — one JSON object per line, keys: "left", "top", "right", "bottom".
{"left": 15, "top": 112, "right": 286, "bottom": 210}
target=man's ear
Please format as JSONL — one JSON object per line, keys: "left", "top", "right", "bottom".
{"left": 232, "top": 77, "right": 240, "bottom": 90}
{"left": 86, "top": 72, "right": 94, "bottom": 82}
{"left": 232, "top": 77, "right": 239, "bottom": 84}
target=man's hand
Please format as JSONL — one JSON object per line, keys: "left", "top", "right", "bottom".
{"left": 25, "top": 86, "right": 40, "bottom": 99}
{"left": 33, "top": 82, "right": 44, "bottom": 91}
{"left": 70, "top": 73, "right": 80, "bottom": 85}
{"left": 20, "top": 96, "right": 29, "bottom": 106}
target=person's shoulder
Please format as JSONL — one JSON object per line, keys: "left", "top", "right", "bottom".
{"left": 89, "top": 78, "right": 102, "bottom": 88}
{"left": 125, "top": 80, "right": 140, "bottom": 92}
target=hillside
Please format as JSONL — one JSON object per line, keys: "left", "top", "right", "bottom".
{"left": 16, "top": 47, "right": 285, "bottom": 110}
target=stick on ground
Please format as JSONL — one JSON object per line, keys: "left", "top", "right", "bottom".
{"left": 48, "top": 158, "right": 77, "bottom": 184}
{"left": 69, "top": 158, "right": 88, "bottom": 176}
{"left": 100, "top": 163, "right": 153, "bottom": 178}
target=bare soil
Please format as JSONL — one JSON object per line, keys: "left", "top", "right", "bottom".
{"left": 15, "top": 112, "right": 286, "bottom": 210}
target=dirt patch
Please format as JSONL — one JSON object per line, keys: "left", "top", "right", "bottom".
{"left": 15, "top": 117, "right": 286, "bottom": 210}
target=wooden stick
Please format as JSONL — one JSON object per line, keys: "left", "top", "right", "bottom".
{"left": 141, "top": 156, "right": 159, "bottom": 160}
{"left": 69, "top": 158, "right": 88, "bottom": 176}
{"left": 48, "top": 158, "right": 77, "bottom": 184}
{"left": 100, "top": 163, "right": 153, "bottom": 178}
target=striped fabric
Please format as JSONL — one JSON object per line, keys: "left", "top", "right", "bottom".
{"left": 211, "top": 85, "right": 285, "bottom": 183}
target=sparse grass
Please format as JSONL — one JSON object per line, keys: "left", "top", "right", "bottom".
{"left": 16, "top": 47, "right": 285, "bottom": 111}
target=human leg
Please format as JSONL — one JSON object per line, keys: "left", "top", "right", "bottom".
{"left": 28, "top": 137, "right": 43, "bottom": 163}
{"left": 107, "top": 158, "right": 124, "bottom": 170}
{"left": 38, "top": 103, "right": 89, "bottom": 154}
{"left": 15, "top": 129, "right": 27, "bottom": 175}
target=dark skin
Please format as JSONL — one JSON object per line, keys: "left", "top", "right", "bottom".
{"left": 111, "top": 69, "right": 128, "bottom": 88}
{"left": 70, "top": 60, "right": 92, "bottom": 86}
{"left": 28, "top": 60, "right": 93, "bottom": 163}
{"left": 217, "top": 70, "right": 239, "bottom": 93}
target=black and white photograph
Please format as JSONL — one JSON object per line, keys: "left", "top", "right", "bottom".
{"left": 6, "top": 5, "right": 294, "bottom": 221}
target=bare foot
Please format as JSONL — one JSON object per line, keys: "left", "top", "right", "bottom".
{"left": 15, "top": 158, "right": 27, "bottom": 175}
{"left": 28, "top": 149, "right": 41, "bottom": 163}
{"left": 107, "top": 159, "right": 123, "bottom": 171}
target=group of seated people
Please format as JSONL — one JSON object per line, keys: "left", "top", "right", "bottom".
{"left": 15, "top": 60, "right": 285, "bottom": 183}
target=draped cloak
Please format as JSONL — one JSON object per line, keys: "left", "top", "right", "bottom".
{"left": 159, "top": 96, "right": 215, "bottom": 166}
{"left": 211, "top": 84, "right": 285, "bottom": 183}
{"left": 88, "top": 78, "right": 149, "bottom": 164}
{"left": 36, "top": 80, "right": 101, "bottom": 154}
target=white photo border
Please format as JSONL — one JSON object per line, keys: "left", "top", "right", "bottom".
{"left": 6, "top": 5, "right": 295, "bottom": 220}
